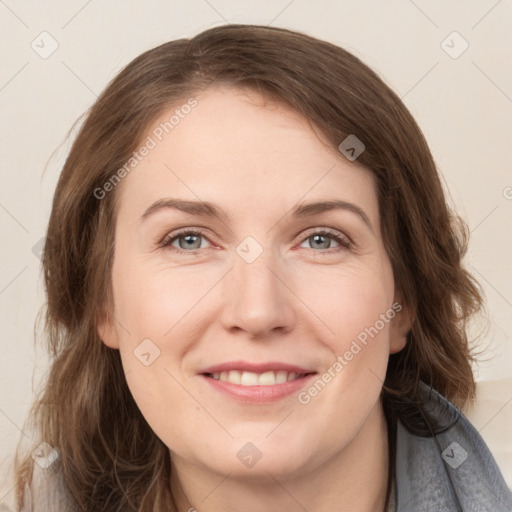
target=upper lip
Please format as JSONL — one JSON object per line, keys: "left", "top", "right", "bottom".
{"left": 199, "top": 360, "right": 316, "bottom": 375}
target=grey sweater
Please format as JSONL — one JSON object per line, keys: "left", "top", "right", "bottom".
{"left": 391, "top": 382, "right": 512, "bottom": 511}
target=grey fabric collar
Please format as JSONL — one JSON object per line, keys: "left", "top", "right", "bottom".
{"left": 394, "top": 383, "right": 512, "bottom": 511}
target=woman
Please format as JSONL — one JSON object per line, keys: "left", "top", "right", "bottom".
{"left": 3, "top": 24, "right": 512, "bottom": 511}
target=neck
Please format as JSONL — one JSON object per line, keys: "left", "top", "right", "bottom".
{"left": 170, "top": 401, "right": 390, "bottom": 512}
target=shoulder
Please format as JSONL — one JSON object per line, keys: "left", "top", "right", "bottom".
{"left": 394, "top": 380, "right": 512, "bottom": 512}
{"left": 464, "top": 377, "right": 512, "bottom": 487}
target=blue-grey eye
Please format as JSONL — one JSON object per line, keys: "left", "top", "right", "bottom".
{"left": 162, "top": 230, "right": 212, "bottom": 252}
{"left": 306, "top": 234, "right": 339, "bottom": 250}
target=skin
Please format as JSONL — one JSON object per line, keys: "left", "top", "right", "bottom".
{"left": 98, "top": 85, "right": 412, "bottom": 512}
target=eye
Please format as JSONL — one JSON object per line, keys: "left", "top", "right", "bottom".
{"left": 159, "top": 228, "right": 352, "bottom": 256}
{"left": 298, "top": 229, "right": 352, "bottom": 255}
{"left": 160, "top": 229, "right": 212, "bottom": 255}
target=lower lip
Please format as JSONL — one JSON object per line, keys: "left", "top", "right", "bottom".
{"left": 200, "top": 374, "right": 317, "bottom": 403}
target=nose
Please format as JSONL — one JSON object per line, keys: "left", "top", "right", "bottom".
{"left": 219, "top": 244, "right": 297, "bottom": 339}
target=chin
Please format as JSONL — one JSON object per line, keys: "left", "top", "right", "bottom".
{"left": 212, "top": 433, "right": 319, "bottom": 478}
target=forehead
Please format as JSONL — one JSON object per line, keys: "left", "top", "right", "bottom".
{"left": 115, "top": 85, "right": 378, "bottom": 226}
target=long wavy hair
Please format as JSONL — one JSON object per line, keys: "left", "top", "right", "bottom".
{"left": 13, "top": 24, "right": 484, "bottom": 510}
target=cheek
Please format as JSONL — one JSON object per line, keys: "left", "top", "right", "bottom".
{"left": 112, "top": 259, "right": 219, "bottom": 344}
{"left": 293, "top": 261, "right": 394, "bottom": 412}
{"left": 295, "top": 261, "right": 395, "bottom": 350}
{"left": 121, "top": 363, "right": 199, "bottom": 454}
{"left": 111, "top": 259, "right": 207, "bottom": 447}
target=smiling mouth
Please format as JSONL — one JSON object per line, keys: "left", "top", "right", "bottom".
{"left": 203, "top": 370, "right": 316, "bottom": 386}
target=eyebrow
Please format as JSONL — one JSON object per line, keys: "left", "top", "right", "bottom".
{"left": 294, "top": 200, "right": 373, "bottom": 232}
{"left": 140, "top": 198, "right": 230, "bottom": 223}
{"left": 140, "top": 198, "right": 373, "bottom": 232}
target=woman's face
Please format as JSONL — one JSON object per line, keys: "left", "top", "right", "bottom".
{"left": 98, "top": 85, "right": 409, "bottom": 479}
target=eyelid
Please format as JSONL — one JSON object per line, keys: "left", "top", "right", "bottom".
{"left": 298, "top": 226, "right": 352, "bottom": 245}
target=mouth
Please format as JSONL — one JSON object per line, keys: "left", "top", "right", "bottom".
{"left": 198, "top": 361, "right": 317, "bottom": 403}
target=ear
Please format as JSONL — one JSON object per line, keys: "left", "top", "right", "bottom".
{"left": 389, "top": 292, "right": 414, "bottom": 355}
{"left": 96, "top": 305, "right": 120, "bottom": 349}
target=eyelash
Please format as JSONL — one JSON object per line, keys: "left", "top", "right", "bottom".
{"left": 159, "top": 228, "right": 352, "bottom": 256}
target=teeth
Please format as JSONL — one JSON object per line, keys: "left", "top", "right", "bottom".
{"left": 275, "top": 371, "right": 288, "bottom": 384}
{"left": 210, "top": 370, "right": 307, "bottom": 386}
{"left": 225, "top": 370, "right": 241, "bottom": 385}
{"left": 258, "top": 371, "right": 275, "bottom": 385}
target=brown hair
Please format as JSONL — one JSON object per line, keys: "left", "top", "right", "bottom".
{"left": 13, "top": 24, "right": 484, "bottom": 510}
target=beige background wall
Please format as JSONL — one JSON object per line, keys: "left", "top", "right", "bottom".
{"left": 1, "top": 0, "right": 511, "bottom": 467}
